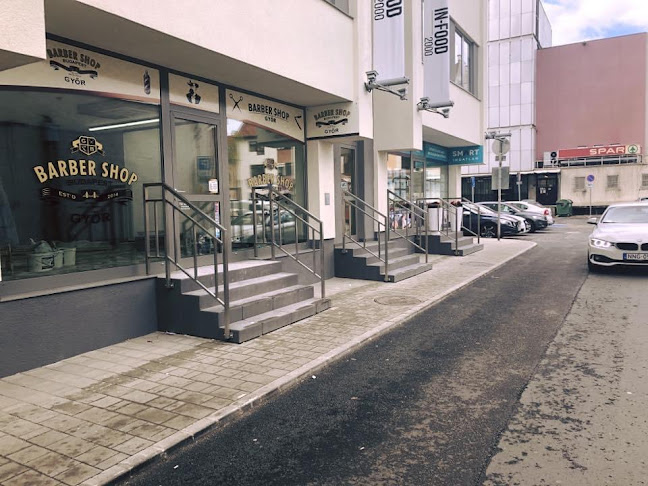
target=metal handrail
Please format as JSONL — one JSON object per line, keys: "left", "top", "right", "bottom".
{"left": 342, "top": 189, "right": 390, "bottom": 282}
{"left": 461, "top": 197, "right": 481, "bottom": 244}
{"left": 387, "top": 190, "right": 428, "bottom": 262}
{"left": 252, "top": 185, "right": 325, "bottom": 298}
{"left": 417, "top": 197, "right": 475, "bottom": 252}
{"left": 143, "top": 183, "right": 231, "bottom": 339}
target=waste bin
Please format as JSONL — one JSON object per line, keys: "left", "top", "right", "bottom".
{"left": 556, "top": 199, "right": 573, "bottom": 217}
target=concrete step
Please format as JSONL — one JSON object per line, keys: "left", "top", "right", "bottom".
{"left": 172, "top": 260, "right": 283, "bottom": 293}
{"left": 384, "top": 262, "right": 434, "bottom": 282}
{"left": 335, "top": 245, "right": 411, "bottom": 265}
{"left": 183, "top": 272, "right": 299, "bottom": 308}
{"left": 227, "top": 298, "right": 332, "bottom": 343}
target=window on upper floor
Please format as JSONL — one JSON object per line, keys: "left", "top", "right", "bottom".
{"left": 324, "top": 0, "right": 350, "bottom": 15}
{"left": 451, "top": 25, "right": 477, "bottom": 96}
{"left": 574, "top": 177, "right": 585, "bottom": 191}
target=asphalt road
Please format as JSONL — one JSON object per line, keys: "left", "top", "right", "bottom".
{"left": 116, "top": 218, "right": 601, "bottom": 486}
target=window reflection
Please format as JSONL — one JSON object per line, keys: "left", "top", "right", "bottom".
{"left": 0, "top": 90, "right": 162, "bottom": 281}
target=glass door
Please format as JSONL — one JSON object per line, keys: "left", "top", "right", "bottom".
{"left": 170, "top": 112, "right": 223, "bottom": 260}
{"left": 340, "top": 146, "right": 357, "bottom": 237}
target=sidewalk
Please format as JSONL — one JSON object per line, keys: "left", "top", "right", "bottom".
{"left": 0, "top": 238, "right": 535, "bottom": 486}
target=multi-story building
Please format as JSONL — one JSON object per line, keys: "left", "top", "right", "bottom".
{"left": 462, "top": 0, "right": 551, "bottom": 202}
{"left": 0, "top": 0, "right": 486, "bottom": 377}
{"left": 535, "top": 33, "right": 648, "bottom": 209}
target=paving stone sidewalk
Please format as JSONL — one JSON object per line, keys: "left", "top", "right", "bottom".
{"left": 0, "top": 239, "right": 535, "bottom": 485}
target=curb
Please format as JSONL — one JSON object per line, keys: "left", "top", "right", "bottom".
{"left": 95, "top": 241, "right": 536, "bottom": 485}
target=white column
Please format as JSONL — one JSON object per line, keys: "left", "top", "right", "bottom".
{"left": 307, "top": 140, "right": 336, "bottom": 240}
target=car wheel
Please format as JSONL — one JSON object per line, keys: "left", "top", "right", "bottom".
{"left": 480, "top": 223, "right": 497, "bottom": 238}
{"left": 527, "top": 219, "right": 536, "bottom": 232}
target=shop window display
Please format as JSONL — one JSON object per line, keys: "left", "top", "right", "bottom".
{"left": 227, "top": 119, "right": 306, "bottom": 249}
{"left": 0, "top": 90, "right": 162, "bottom": 281}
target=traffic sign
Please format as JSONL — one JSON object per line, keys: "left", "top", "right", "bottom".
{"left": 492, "top": 138, "right": 511, "bottom": 156}
{"left": 471, "top": 176, "right": 476, "bottom": 188}
{"left": 586, "top": 174, "right": 595, "bottom": 182}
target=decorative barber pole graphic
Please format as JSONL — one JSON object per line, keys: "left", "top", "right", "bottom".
{"left": 373, "top": 0, "right": 406, "bottom": 80}
{"left": 423, "top": 0, "right": 450, "bottom": 105}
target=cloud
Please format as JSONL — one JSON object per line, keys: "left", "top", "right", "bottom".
{"left": 543, "top": 0, "right": 648, "bottom": 46}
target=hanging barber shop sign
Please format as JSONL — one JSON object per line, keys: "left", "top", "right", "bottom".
{"left": 306, "top": 102, "right": 359, "bottom": 139}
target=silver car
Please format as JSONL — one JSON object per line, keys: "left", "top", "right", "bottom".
{"left": 587, "top": 202, "right": 648, "bottom": 270}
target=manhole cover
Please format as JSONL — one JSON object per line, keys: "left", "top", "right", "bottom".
{"left": 374, "top": 296, "right": 422, "bottom": 306}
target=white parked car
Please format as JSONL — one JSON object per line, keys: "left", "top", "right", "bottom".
{"left": 508, "top": 201, "right": 555, "bottom": 225}
{"left": 587, "top": 202, "right": 648, "bottom": 270}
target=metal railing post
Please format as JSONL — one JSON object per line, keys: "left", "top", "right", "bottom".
{"left": 222, "top": 229, "right": 231, "bottom": 340}
{"left": 320, "top": 220, "right": 325, "bottom": 299}
{"left": 252, "top": 188, "right": 258, "bottom": 258}
{"left": 384, "top": 215, "right": 390, "bottom": 282}
{"left": 269, "top": 185, "right": 276, "bottom": 260}
{"left": 143, "top": 186, "right": 150, "bottom": 275}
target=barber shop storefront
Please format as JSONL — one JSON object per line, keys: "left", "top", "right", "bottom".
{"left": 0, "top": 38, "right": 308, "bottom": 288}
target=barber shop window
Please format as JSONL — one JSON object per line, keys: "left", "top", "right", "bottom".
{"left": 452, "top": 25, "right": 477, "bottom": 95}
{"left": 0, "top": 90, "right": 162, "bottom": 281}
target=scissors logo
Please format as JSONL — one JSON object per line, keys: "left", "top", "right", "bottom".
{"left": 230, "top": 93, "right": 243, "bottom": 111}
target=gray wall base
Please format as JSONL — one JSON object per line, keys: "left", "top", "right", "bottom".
{"left": 0, "top": 279, "right": 158, "bottom": 378}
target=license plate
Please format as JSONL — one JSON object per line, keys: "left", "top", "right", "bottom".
{"left": 623, "top": 253, "right": 648, "bottom": 261}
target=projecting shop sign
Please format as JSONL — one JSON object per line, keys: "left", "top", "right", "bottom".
{"left": 423, "top": 0, "right": 450, "bottom": 105}
{"left": 372, "top": 0, "right": 406, "bottom": 79}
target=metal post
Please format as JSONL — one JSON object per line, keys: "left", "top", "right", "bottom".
{"left": 320, "top": 220, "right": 325, "bottom": 299}
{"left": 384, "top": 215, "right": 390, "bottom": 282}
{"left": 589, "top": 186, "right": 592, "bottom": 217}
{"left": 252, "top": 188, "right": 258, "bottom": 258}
{"left": 143, "top": 187, "right": 150, "bottom": 275}
{"left": 269, "top": 185, "right": 276, "bottom": 260}
{"left": 222, "top": 230, "right": 231, "bottom": 340}
{"left": 497, "top": 155, "right": 502, "bottom": 241}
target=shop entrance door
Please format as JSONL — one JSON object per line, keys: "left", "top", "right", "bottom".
{"left": 170, "top": 112, "right": 225, "bottom": 262}
{"left": 536, "top": 174, "right": 558, "bottom": 206}
{"left": 340, "top": 146, "right": 358, "bottom": 238}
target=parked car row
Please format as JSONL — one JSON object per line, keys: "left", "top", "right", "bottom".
{"left": 461, "top": 200, "right": 554, "bottom": 238}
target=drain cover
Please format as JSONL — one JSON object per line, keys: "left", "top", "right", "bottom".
{"left": 374, "top": 296, "right": 422, "bottom": 306}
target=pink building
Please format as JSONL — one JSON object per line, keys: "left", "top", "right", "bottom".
{"left": 536, "top": 33, "right": 648, "bottom": 208}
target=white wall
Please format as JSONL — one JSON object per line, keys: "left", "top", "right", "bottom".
{"left": 76, "top": 0, "right": 355, "bottom": 102}
{"left": 306, "top": 140, "right": 336, "bottom": 239}
{"left": 561, "top": 165, "right": 648, "bottom": 206}
{"left": 0, "top": 0, "right": 46, "bottom": 71}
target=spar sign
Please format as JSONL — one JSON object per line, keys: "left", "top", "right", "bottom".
{"left": 558, "top": 145, "right": 642, "bottom": 159}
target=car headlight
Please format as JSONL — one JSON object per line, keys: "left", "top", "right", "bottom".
{"left": 589, "top": 238, "right": 613, "bottom": 248}
{"left": 504, "top": 220, "right": 515, "bottom": 227}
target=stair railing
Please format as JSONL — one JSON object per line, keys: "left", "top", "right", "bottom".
{"left": 143, "top": 183, "right": 231, "bottom": 339}
{"left": 252, "top": 185, "right": 325, "bottom": 299}
{"left": 416, "top": 197, "right": 467, "bottom": 255}
{"left": 461, "top": 197, "right": 481, "bottom": 244}
{"left": 387, "top": 190, "right": 429, "bottom": 263}
{"left": 342, "top": 189, "right": 390, "bottom": 282}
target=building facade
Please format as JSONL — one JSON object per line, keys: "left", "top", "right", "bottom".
{"left": 462, "top": 0, "right": 551, "bottom": 203}
{"left": 535, "top": 33, "right": 648, "bottom": 209}
{"left": 0, "top": 0, "right": 486, "bottom": 377}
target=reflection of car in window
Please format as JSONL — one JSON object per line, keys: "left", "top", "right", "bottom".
{"left": 231, "top": 210, "right": 296, "bottom": 246}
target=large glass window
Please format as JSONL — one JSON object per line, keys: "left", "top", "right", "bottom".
{"left": 226, "top": 120, "right": 306, "bottom": 249}
{"left": 0, "top": 90, "right": 161, "bottom": 281}
{"left": 452, "top": 27, "right": 476, "bottom": 95}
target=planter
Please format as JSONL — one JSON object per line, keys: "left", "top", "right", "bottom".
{"left": 428, "top": 207, "right": 442, "bottom": 231}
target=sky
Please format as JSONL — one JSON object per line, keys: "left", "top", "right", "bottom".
{"left": 543, "top": 0, "right": 648, "bottom": 46}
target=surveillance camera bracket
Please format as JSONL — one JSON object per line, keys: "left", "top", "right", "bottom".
{"left": 417, "top": 97, "right": 454, "bottom": 118}
{"left": 365, "top": 71, "right": 410, "bottom": 100}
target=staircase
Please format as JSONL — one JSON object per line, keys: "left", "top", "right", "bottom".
{"left": 420, "top": 232, "right": 483, "bottom": 256}
{"left": 157, "top": 260, "right": 331, "bottom": 344}
{"left": 334, "top": 238, "right": 433, "bottom": 282}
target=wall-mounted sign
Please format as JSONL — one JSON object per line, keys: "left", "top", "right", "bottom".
{"left": 306, "top": 102, "right": 358, "bottom": 139}
{"left": 0, "top": 40, "right": 160, "bottom": 103}
{"left": 169, "top": 74, "right": 219, "bottom": 113}
{"left": 558, "top": 144, "right": 642, "bottom": 159}
{"left": 423, "top": 0, "right": 450, "bottom": 105}
{"left": 410, "top": 142, "right": 483, "bottom": 166}
{"left": 373, "top": 0, "right": 405, "bottom": 79}
{"left": 226, "top": 89, "right": 304, "bottom": 142}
